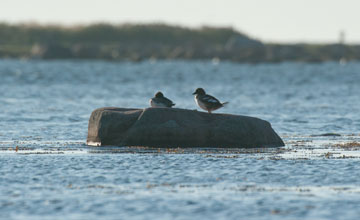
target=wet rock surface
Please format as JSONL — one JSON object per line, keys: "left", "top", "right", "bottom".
{"left": 87, "top": 107, "right": 284, "bottom": 148}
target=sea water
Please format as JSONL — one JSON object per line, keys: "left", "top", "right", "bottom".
{"left": 0, "top": 59, "right": 360, "bottom": 219}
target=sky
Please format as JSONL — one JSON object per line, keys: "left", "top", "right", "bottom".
{"left": 1, "top": 0, "right": 359, "bottom": 43}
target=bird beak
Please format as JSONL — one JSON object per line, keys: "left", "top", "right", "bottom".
{"left": 192, "top": 92, "right": 196, "bottom": 95}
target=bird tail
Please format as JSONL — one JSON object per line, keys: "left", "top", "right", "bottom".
{"left": 222, "top": 102, "right": 229, "bottom": 106}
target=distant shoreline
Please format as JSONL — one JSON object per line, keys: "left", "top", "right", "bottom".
{"left": 1, "top": 23, "right": 359, "bottom": 63}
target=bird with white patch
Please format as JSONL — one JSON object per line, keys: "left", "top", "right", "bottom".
{"left": 192, "top": 88, "right": 228, "bottom": 113}
{"left": 149, "top": 91, "right": 175, "bottom": 108}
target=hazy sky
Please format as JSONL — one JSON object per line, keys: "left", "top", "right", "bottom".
{"left": 1, "top": 0, "right": 359, "bottom": 43}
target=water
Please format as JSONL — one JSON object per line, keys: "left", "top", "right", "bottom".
{"left": 1, "top": 59, "right": 360, "bottom": 219}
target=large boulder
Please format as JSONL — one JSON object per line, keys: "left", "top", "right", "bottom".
{"left": 87, "top": 107, "right": 284, "bottom": 148}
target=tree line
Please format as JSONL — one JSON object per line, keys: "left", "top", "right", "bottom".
{"left": 0, "top": 23, "right": 359, "bottom": 62}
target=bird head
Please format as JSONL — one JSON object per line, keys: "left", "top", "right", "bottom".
{"left": 192, "top": 88, "right": 206, "bottom": 95}
{"left": 155, "top": 91, "right": 164, "bottom": 98}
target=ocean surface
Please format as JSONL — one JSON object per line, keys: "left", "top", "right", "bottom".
{"left": 0, "top": 59, "right": 360, "bottom": 220}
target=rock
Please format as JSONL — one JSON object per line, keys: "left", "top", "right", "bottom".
{"left": 310, "top": 133, "right": 341, "bottom": 137}
{"left": 86, "top": 107, "right": 284, "bottom": 148}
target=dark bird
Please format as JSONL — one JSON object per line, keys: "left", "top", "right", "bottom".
{"left": 149, "top": 91, "right": 175, "bottom": 108}
{"left": 192, "top": 88, "right": 228, "bottom": 113}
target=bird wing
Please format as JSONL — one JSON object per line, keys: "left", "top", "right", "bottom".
{"left": 201, "top": 95, "right": 221, "bottom": 104}
{"left": 162, "top": 97, "right": 175, "bottom": 107}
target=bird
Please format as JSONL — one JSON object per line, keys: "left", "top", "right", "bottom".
{"left": 192, "top": 88, "right": 228, "bottom": 113}
{"left": 149, "top": 91, "right": 175, "bottom": 108}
